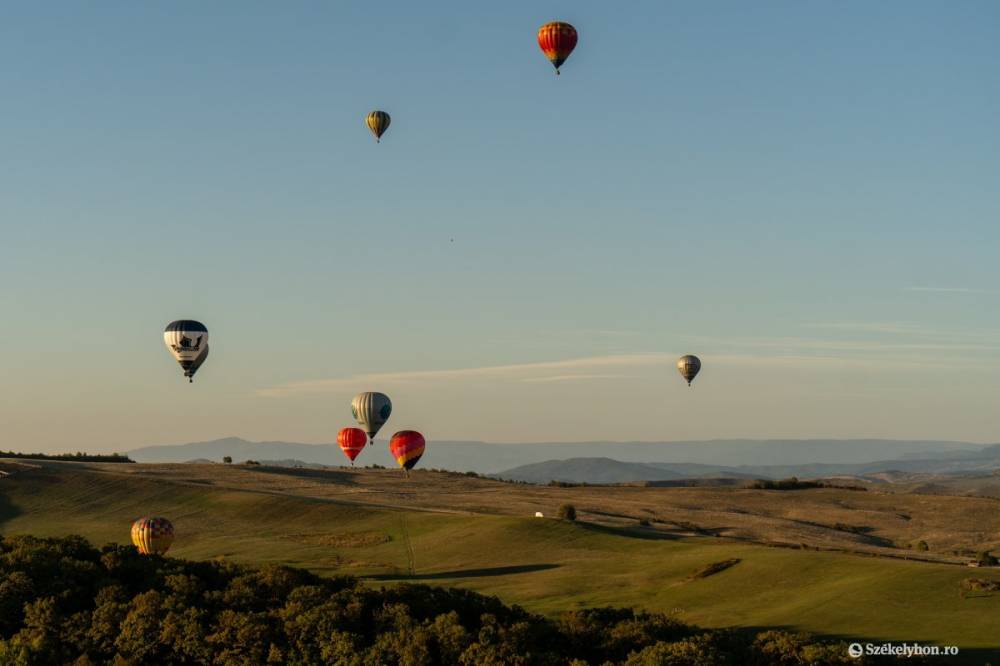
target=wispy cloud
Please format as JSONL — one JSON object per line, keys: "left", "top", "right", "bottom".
{"left": 676, "top": 319, "right": 1000, "bottom": 374}
{"left": 520, "top": 374, "right": 624, "bottom": 383}
{"left": 715, "top": 336, "right": 1000, "bottom": 353}
{"left": 568, "top": 329, "right": 641, "bottom": 338}
{"left": 799, "top": 321, "right": 1000, "bottom": 344}
{"left": 484, "top": 329, "right": 640, "bottom": 346}
{"left": 258, "top": 354, "right": 673, "bottom": 397}
{"left": 257, "top": 343, "right": 985, "bottom": 398}
{"left": 904, "top": 287, "right": 994, "bottom": 294}
{"left": 803, "top": 322, "right": 935, "bottom": 335}
{"left": 708, "top": 353, "right": 958, "bottom": 370}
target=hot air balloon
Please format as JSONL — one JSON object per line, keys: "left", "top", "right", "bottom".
{"left": 677, "top": 355, "right": 701, "bottom": 386}
{"left": 352, "top": 392, "right": 392, "bottom": 444}
{"left": 537, "top": 21, "right": 578, "bottom": 75}
{"left": 366, "top": 110, "right": 390, "bottom": 143}
{"left": 389, "top": 430, "right": 425, "bottom": 472}
{"left": 338, "top": 427, "right": 367, "bottom": 465}
{"left": 131, "top": 516, "right": 174, "bottom": 555}
{"left": 189, "top": 345, "right": 209, "bottom": 377}
{"left": 164, "top": 320, "right": 209, "bottom": 383}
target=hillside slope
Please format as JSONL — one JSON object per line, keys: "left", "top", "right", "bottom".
{"left": 498, "top": 457, "right": 685, "bottom": 484}
{"left": 498, "top": 455, "right": 1000, "bottom": 484}
{"left": 1, "top": 460, "right": 998, "bottom": 652}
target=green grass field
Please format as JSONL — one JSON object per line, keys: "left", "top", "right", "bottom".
{"left": 2, "top": 462, "right": 999, "bottom": 655}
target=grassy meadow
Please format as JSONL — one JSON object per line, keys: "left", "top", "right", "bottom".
{"left": 1, "top": 460, "right": 998, "bottom": 655}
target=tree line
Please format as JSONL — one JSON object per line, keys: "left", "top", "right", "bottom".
{"left": 747, "top": 477, "right": 867, "bottom": 491}
{"left": 0, "top": 451, "right": 133, "bottom": 463}
{"left": 0, "top": 534, "right": 904, "bottom": 664}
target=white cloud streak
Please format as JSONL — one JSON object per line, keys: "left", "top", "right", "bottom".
{"left": 257, "top": 346, "right": 981, "bottom": 398}
{"left": 257, "top": 354, "right": 674, "bottom": 397}
{"left": 799, "top": 321, "right": 1000, "bottom": 343}
{"left": 712, "top": 336, "right": 1000, "bottom": 353}
{"left": 904, "top": 287, "right": 994, "bottom": 294}
{"left": 520, "top": 374, "right": 625, "bottom": 383}
{"left": 803, "top": 322, "right": 934, "bottom": 335}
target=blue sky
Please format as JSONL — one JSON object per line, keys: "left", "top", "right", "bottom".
{"left": 2, "top": 2, "right": 999, "bottom": 451}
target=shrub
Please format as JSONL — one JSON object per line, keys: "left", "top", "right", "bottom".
{"left": 0, "top": 535, "right": 863, "bottom": 665}
{"left": 962, "top": 578, "right": 1000, "bottom": 592}
{"left": 623, "top": 634, "right": 731, "bottom": 665}
{"left": 748, "top": 477, "right": 822, "bottom": 490}
{"left": 558, "top": 504, "right": 577, "bottom": 521}
{"left": 222, "top": 456, "right": 232, "bottom": 464}
{"left": 977, "top": 551, "right": 999, "bottom": 566}
{"left": 689, "top": 559, "right": 740, "bottom": 580}
{"left": 914, "top": 541, "right": 929, "bottom": 552}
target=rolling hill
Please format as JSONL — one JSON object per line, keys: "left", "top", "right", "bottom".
{"left": 1, "top": 458, "right": 999, "bottom": 656}
{"left": 498, "top": 457, "right": 686, "bottom": 484}
{"left": 498, "top": 454, "right": 1000, "bottom": 485}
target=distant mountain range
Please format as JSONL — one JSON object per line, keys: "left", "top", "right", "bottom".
{"left": 496, "top": 448, "right": 1000, "bottom": 484}
{"left": 128, "top": 436, "right": 995, "bottom": 477}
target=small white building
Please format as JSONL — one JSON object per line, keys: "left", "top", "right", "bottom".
{"left": 534, "top": 512, "right": 544, "bottom": 518}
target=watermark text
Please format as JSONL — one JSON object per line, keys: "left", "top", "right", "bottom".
{"left": 848, "top": 642, "right": 959, "bottom": 658}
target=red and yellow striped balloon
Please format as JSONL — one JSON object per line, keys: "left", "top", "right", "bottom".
{"left": 537, "top": 21, "right": 578, "bottom": 74}
{"left": 131, "top": 516, "right": 174, "bottom": 555}
{"left": 389, "top": 430, "right": 425, "bottom": 471}
{"left": 338, "top": 427, "right": 367, "bottom": 464}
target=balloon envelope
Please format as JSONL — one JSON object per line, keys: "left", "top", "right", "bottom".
{"left": 389, "top": 430, "right": 425, "bottom": 471}
{"left": 537, "top": 21, "right": 578, "bottom": 73}
{"left": 188, "top": 345, "right": 209, "bottom": 378}
{"left": 164, "top": 320, "right": 209, "bottom": 381}
{"left": 677, "top": 355, "right": 701, "bottom": 386}
{"left": 352, "top": 392, "right": 392, "bottom": 441}
{"left": 366, "top": 110, "right": 390, "bottom": 142}
{"left": 131, "top": 516, "right": 174, "bottom": 555}
{"left": 337, "top": 427, "right": 367, "bottom": 463}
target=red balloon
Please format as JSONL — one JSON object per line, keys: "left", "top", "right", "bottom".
{"left": 537, "top": 21, "right": 578, "bottom": 74}
{"left": 389, "top": 430, "right": 425, "bottom": 471}
{"left": 338, "top": 427, "right": 367, "bottom": 463}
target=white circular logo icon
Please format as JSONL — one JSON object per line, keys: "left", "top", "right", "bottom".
{"left": 848, "top": 643, "right": 863, "bottom": 658}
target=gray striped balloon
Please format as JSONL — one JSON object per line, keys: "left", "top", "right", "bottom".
{"left": 351, "top": 391, "right": 392, "bottom": 443}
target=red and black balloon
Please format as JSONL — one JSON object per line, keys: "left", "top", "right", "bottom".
{"left": 389, "top": 430, "right": 425, "bottom": 471}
